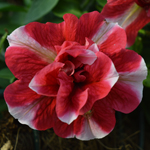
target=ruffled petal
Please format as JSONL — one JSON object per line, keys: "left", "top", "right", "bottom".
{"left": 63, "top": 11, "right": 104, "bottom": 45}
{"left": 147, "top": 8, "right": 150, "bottom": 17}
{"left": 53, "top": 99, "right": 116, "bottom": 140}
{"left": 76, "top": 49, "right": 97, "bottom": 65}
{"left": 102, "top": 0, "right": 135, "bottom": 20}
{"left": 74, "top": 70, "right": 86, "bottom": 83}
{"left": 105, "top": 49, "right": 147, "bottom": 113}
{"left": 135, "top": 0, "right": 150, "bottom": 8}
{"left": 55, "top": 41, "right": 97, "bottom": 65}
{"left": 110, "top": 48, "right": 147, "bottom": 73}
{"left": 92, "top": 22, "right": 126, "bottom": 55}
{"left": 25, "top": 22, "right": 65, "bottom": 50}
{"left": 102, "top": 0, "right": 150, "bottom": 47}
{"left": 56, "top": 48, "right": 97, "bottom": 65}
{"left": 4, "top": 80, "right": 55, "bottom": 130}
{"left": 125, "top": 8, "right": 150, "bottom": 47}
{"left": 88, "top": 43, "right": 99, "bottom": 53}
{"left": 32, "top": 97, "right": 56, "bottom": 130}
{"left": 53, "top": 112, "right": 75, "bottom": 138}
{"left": 75, "top": 99, "right": 116, "bottom": 140}
{"left": 29, "top": 62, "right": 64, "bottom": 96}
{"left": 56, "top": 72, "right": 88, "bottom": 124}
{"left": 76, "top": 43, "right": 99, "bottom": 65}
{"left": 5, "top": 46, "right": 48, "bottom": 80}
{"left": 61, "top": 61, "right": 75, "bottom": 76}
{"left": 7, "top": 26, "right": 57, "bottom": 63}
{"left": 80, "top": 51, "right": 119, "bottom": 113}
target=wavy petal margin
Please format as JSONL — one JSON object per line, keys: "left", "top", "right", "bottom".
{"left": 4, "top": 80, "right": 56, "bottom": 130}
{"left": 56, "top": 72, "right": 88, "bottom": 124}
{"left": 7, "top": 26, "right": 57, "bottom": 63}
{"left": 80, "top": 51, "right": 119, "bottom": 113}
{"left": 29, "top": 62, "right": 64, "bottom": 96}
{"left": 53, "top": 99, "right": 116, "bottom": 140}
{"left": 104, "top": 49, "right": 147, "bottom": 113}
{"left": 102, "top": 0, "right": 150, "bottom": 47}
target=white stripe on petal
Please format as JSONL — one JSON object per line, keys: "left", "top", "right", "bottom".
{"left": 105, "top": 62, "right": 119, "bottom": 88}
{"left": 105, "top": 3, "right": 142, "bottom": 29}
{"left": 7, "top": 26, "right": 57, "bottom": 63}
{"left": 91, "top": 22, "right": 121, "bottom": 46}
{"left": 119, "top": 58, "right": 147, "bottom": 102}
{"left": 59, "top": 111, "right": 78, "bottom": 125}
{"left": 77, "top": 49, "right": 97, "bottom": 65}
{"left": 7, "top": 100, "right": 41, "bottom": 129}
{"left": 76, "top": 118, "right": 108, "bottom": 140}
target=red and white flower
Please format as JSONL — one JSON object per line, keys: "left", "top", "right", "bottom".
{"left": 102, "top": 0, "right": 150, "bottom": 47}
{"left": 4, "top": 11, "right": 147, "bottom": 140}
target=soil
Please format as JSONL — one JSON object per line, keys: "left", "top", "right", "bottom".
{"left": 0, "top": 106, "right": 150, "bottom": 150}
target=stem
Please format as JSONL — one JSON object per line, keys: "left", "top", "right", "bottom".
{"left": 33, "top": 130, "right": 40, "bottom": 150}
{"left": 139, "top": 107, "right": 144, "bottom": 149}
{"left": 0, "top": 89, "right": 4, "bottom": 99}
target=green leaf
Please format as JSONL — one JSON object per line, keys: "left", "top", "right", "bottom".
{"left": 0, "top": 99, "right": 7, "bottom": 112}
{"left": 96, "top": 0, "right": 107, "bottom": 7}
{"left": 53, "top": 0, "right": 84, "bottom": 18}
{"left": 0, "top": 23, "right": 19, "bottom": 34}
{"left": 143, "top": 69, "right": 150, "bottom": 87}
{"left": 0, "top": 68, "right": 15, "bottom": 83}
{"left": 139, "top": 29, "right": 146, "bottom": 35}
{"left": 0, "top": 2, "right": 27, "bottom": 12}
{"left": 24, "top": 0, "right": 59, "bottom": 24}
{"left": 24, "top": 0, "right": 32, "bottom": 7}
{"left": 9, "top": 12, "right": 27, "bottom": 26}
{"left": 0, "top": 31, "right": 8, "bottom": 53}
{"left": 0, "top": 78, "right": 10, "bottom": 88}
{"left": 128, "top": 36, "right": 143, "bottom": 54}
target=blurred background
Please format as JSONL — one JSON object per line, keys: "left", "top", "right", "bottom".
{"left": 0, "top": 0, "right": 150, "bottom": 149}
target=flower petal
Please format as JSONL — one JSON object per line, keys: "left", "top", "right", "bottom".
{"left": 74, "top": 70, "right": 86, "bottom": 83}
{"left": 76, "top": 50, "right": 97, "bottom": 65}
{"left": 75, "top": 43, "right": 99, "bottom": 65}
{"left": 125, "top": 8, "right": 150, "bottom": 47}
{"left": 56, "top": 72, "right": 88, "bottom": 124}
{"left": 102, "top": 0, "right": 135, "bottom": 21}
{"left": 61, "top": 60, "right": 75, "bottom": 76}
{"left": 105, "top": 49, "right": 147, "bottom": 113}
{"left": 92, "top": 22, "right": 127, "bottom": 55}
{"left": 63, "top": 11, "right": 104, "bottom": 45}
{"left": 80, "top": 52, "right": 119, "bottom": 113}
{"left": 147, "top": 8, "right": 150, "bottom": 17}
{"left": 102, "top": 1, "right": 150, "bottom": 47}
{"left": 110, "top": 48, "right": 147, "bottom": 72}
{"left": 5, "top": 46, "right": 48, "bottom": 80}
{"left": 53, "top": 99, "right": 116, "bottom": 140}
{"left": 53, "top": 112, "right": 75, "bottom": 138}
{"left": 55, "top": 41, "right": 85, "bottom": 62}
{"left": 55, "top": 41, "right": 97, "bottom": 65}
{"left": 7, "top": 26, "right": 57, "bottom": 63}
{"left": 29, "top": 62, "right": 64, "bottom": 96}
{"left": 25, "top": 22, "right": 65, "bottom": 49}
{"left": 88, "top": 43, "right": 99, "bottom": 53}
{"left": 32, "top": 97, "right": 56, "bottom": 130}
{"left": 75, "top": 100, "right": 116, "bottom": 140}
{"left": 4, "top": 80, "right": 55, "bottom": 130}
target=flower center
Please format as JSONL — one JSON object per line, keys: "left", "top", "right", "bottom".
{"left": 84, "top": 110, "right": 92, "bottom": 118}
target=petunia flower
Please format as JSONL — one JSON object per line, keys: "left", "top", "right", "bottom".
{"left": 4, "top": 11, "right": 147, "bottom": 140}
{"left": 101, "top": 0, "right": 150, "bottom": 47}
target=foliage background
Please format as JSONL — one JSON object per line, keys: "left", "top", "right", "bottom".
{"left": 0, "top": 0, "right": 150, "bottom": 150}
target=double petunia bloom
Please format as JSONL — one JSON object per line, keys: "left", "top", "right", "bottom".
{"left": 4, "top": 11, "right": 147, "bottom": 140}
{"left": 102, "top": 0, "right": 150, "bottom": 47}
